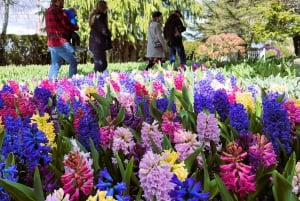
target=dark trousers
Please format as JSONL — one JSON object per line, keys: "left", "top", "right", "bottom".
{"left": 168, "top": 42, "right": 186, "bottom": 65}
{"left": 293, "top": 35, "right": 300, "bottom": 56}
{"left": 93, "top": 49, "right": 107, "bottom": 73}
{"left": 70, "top": 32, "right": 80, "bottom": 47}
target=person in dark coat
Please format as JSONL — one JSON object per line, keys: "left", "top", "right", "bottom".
{"left": 163, "top": 10, "right": 187, "bottom": 69}
{"left": 88, "top": 0, "right": 112, "bottom": 73}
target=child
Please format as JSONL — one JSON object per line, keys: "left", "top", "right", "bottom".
{"left": 64, "top": 7, "right": 82, "bottom": 51}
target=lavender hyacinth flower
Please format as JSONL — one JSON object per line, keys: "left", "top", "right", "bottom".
{"left": 215, "top": 72, "right": 225, "bottom": 83}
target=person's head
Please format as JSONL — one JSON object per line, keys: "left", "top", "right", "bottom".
{"left": 152, "top": 11, "right": 162, "bottom": 23}
{"left": 94, "top": 0, "right": 108, "bottom": 14}
{"left": 89, "top": 1, "right": 108, "bottom": 26}
{"left": 173, "top": 10, "right": 183, "bottom": 18}
{"left": 68, "top": 7, "right": 77, "bottom": 15}
{"left": 52, "top": 0, "right": 64, "bottom": 8}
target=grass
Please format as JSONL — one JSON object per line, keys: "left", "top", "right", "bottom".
{"left": 0, "top": 62, "right": 148, "bottom": 83}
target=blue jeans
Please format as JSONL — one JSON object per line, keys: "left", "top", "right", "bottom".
{"left": 48, "top": 42, "right": 78, "bottom": 80}
{"left": 169, "top": 43, "right": 187, "bottom": 65}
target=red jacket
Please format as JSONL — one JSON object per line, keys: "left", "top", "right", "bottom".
{"left": 45, "top": 4, "right": 78, "bottom": 46}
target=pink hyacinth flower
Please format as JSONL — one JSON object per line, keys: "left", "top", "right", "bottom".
{"left": 61, "top": 140, "right": 94, "bottom": 201}
{"left": 220, "top": 142, "right": 256, "bottom": 198}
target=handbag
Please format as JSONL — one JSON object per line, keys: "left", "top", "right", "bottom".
{"left": 153, "top": 40, "right": 162, "bottom": 48}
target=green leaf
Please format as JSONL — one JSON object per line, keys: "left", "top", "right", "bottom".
{"left": 202, "top": 152, "right": 210, "bottom": 192}
{"left": 33, "top": 167, "right": 44, "bottom": 201}
{"left": 5, "top": 153, "right": 15, "bottom": 168}
{"left": 214, "top": 174, "right": 235, "bottom": 201}
{"left": 276, "top": 92, "right": 286, "bottom": 103}
{"left": 114, "top": 107, "right": 125, "bottom": 126}
{"left": 182, "top": 85, "right": 193, "bottom": 111}
{"left": 148, "top": 133, "right": 161, "bottom": 154}
{"left": 162, "top": 135, "right": 173, "bottom": 150}
{"left": 218, "top": 121, "right": 231, "bottom": 143}
{"left": 184, "top": 146, "right": 202, "bottom": 172}
{"left": 124, "top": 157, "right": 134, "bottom": 194}
{"left": 283, "top": 152, "right": 296, "bottom": 181}
{"left": 115, "top": 153, "right": 125, "bottom": 179}
{"left": 89, "top": 138, "right": 100, "bottom": 172}
{"left": 49, "top": 163, "right": 63, "bottom": 178}
{"left": 90, "top": 92, "right": 111, "bottom": 118}
{"left": 0, "top": 127, "right": 4, "bottom": 149}
{"left": 272, "top": 170, "right": 294, "bottom": 201}
{"left": 167, "top": 88, "right": 175, "bottom": 111}
{"left": 208, "top": 179, "right": 219, "bottom": 199}
{"left": 149, "top": 99, "right": 162, "bottom": 122}
{"left": 0, "top": 179, "right": 35, "bottom": 201}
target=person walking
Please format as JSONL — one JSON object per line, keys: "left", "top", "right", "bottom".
{"left": 45, "top": 0, "right": 79, "bottom": 81}
{"left": 163, "top": 10, "right": 187, "bottom": 70}
{"left": 88, "top": 0, "right": 112, "bottom": 73}
{"left": 146, "top": 11, "right": 167, "bottom": 70}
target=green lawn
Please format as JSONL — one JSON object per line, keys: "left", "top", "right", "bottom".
{"left": 0, "top": 62, "right": 148, "bottom": 83}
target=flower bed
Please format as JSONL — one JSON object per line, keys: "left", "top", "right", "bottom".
{"left": 0, "top": 68, "right": 299, "bottom": 201}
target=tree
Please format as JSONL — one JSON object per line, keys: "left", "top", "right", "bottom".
{"left": 1, "top": 0, "right": 18, "bottom": 35}
{"left": 194, "top": 0, "right": 267, "bottom": 45}
{"left": 252, "top": 0, "right": 300, "bottom": 42}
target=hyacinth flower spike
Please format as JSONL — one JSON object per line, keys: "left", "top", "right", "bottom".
{"left": 169, "top": 175, "right": 210, "bottom": 201}
{"left": 96, "top": 167, "right": 130, "bottom": 201}
{"left": 220, "top": 142, "right": 256, "bottom": 198}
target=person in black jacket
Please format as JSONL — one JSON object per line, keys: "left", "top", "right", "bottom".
{"left": 163, "top": 10, "right": 187, "bottom": 69}
{"left": 88, "top": 0, "right": 112, "bottom": 73}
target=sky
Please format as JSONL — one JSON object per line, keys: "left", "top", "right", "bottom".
{"left": 0, "top": 0, "right": 50, "bottom": 34}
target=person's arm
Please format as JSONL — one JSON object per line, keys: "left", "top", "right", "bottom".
{"left": 176, "top": 18, "right": 186, "bottom": 33}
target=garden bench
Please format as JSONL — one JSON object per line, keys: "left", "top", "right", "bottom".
{"left": 247, "top": 48, "right": 266, "bottom": 60}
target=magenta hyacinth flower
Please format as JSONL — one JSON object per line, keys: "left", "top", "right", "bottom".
{"left": 248, "top": 134, "right": 277, "bottom": 169}
{"left": 220, "top": 142, "right": 256, "bottom": 198}
{"left": 100, "top": 124, "right": 115, "bottom": 149}
{"left": 284, "top": 100, "right": 300, "bottom": 137}
{"left": 161, "top": 111, "right": 182, "bottom": 142}
{"left": 61, "top": 140, "right": 94, "bottom": 201}
{"left": 174, "top": 72, "right": 184, "bottom": 91}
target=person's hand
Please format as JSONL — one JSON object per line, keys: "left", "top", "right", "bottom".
{"left": 70, "top": 18, "right": 77, "bottom": 25}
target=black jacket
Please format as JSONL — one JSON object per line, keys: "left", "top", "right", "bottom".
{"left": 163, "top": 13, "right": 186, "bottom": 46}
{"left": 89, "top": 13, "right": 112, "bottom": 52}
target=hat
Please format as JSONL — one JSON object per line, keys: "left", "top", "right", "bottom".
{"left": 152, "top": 11, "right": 162, "bottom": 18}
